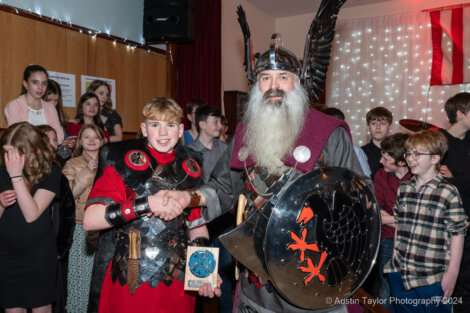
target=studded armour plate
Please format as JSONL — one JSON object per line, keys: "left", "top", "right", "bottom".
{"left": 110, "top": 148, "right": 202, "bottom": 289}
{"left": 112, "top": 215, "right": 187, "bottom": 288}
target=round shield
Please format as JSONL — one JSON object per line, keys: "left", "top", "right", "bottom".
{"left": 264, "top": 167, "right": 381, "bottom": 309}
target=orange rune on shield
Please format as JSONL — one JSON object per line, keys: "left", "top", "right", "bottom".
{"left": 287, "top": 205, "right": 328, "bottom": 285}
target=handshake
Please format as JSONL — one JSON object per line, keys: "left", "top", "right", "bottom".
{"left": 147, "top": 189, "right": 202, "bottom": 221}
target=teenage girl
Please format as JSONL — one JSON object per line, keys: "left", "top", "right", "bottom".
{"left": 86, "top": 80, "right": 123, "bottom": 142}
{"left": 4, "top": 65, "right": 64, "bottom": 144}
{"left": 0, "top": 122, "right": 62, "bottom": 313}
{"left": 183, "top": 98, "right": 206, "bottom": 145}
{"left": 67, "top": 92, "right": 110, "bottom": 142}
{"left": 62, "top": 124, "right": 105, "bottom": 313}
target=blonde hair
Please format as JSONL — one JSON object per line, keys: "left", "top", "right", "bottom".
{"left": 405, "top": 130, "right": 448, "bottom": 159}
{"left": 142, "top": 98, "right": 183, "bottom": 123}
{"left": 73, "top": 124, "right": 105, "bottom": 157}
{"left": 0, "top": 122, "right": 55, "bottom": 187}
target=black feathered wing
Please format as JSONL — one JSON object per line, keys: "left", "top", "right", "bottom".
{"left": 237, "top": 5, "right": 256, "bottom": 86}
{"left": 301, "top": 0, "right": 347, "bottom": 100}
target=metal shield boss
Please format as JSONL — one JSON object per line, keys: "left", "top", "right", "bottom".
{"left": 220, "top": 167, "right": 381, "bottom": 309}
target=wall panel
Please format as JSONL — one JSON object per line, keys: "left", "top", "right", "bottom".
{"left": 0, "top": 10, "right": 171, "bottom": 134}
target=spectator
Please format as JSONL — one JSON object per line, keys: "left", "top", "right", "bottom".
{"left": 67, "top": 92, "right": 110, "bottom": 142}
{"left": 62, "top": 124, "right": 105, "bottom": 313}
{"left": 183, "top": 98, "right": 206, "bottom": 145}
{"left": 384, "top": 130, "right": 467, "bottom": 313}
{"left": 362, "top": 106, "right": 393, "bottom": 180}
{"left": 375, "top": 133, "right": 411, "bottom": 313}
{"left": 0, "top": 122, "right": 62, "bottom": 313}
{"left": 439, "top": 92, "right": 470, "bottom": 313}
{"left": 5, "top": 64, "right": 64, "bottom": 144}
{"left": 87, "top": 80, "right": 123, "bottom": 142}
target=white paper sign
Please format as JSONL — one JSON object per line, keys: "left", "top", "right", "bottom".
{"left": 48, "top": 71, "right": 76, "bottom": 108}
{"left": 81, "top": 75, "right": 116, "bottom": 109}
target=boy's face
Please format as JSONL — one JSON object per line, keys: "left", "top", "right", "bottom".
{"left": 404, "top": 146, "right": 440, "bottom": 177}
{"left": 380, "top": 152, "right": 404, "bottom": 173}
{"left": 141, "top": 119, "right": 183, "bottom": 153}
{"left": 200, "top": 116, "right": 222, "bottom": 139}
{"left": 367, "top": 118, "right": 391, "bottom": 142}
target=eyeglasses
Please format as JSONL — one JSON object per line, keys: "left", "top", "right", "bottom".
{"left": 403, "top": 152, "right": 434, "bottom": 160}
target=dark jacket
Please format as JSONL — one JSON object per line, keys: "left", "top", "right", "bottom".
{"left": 51, "top": 173, "right": 76, "bottom": 259}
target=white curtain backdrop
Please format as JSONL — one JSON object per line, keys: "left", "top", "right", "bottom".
{"left": 326, "top": 10, "right": 470, "bottom": 146}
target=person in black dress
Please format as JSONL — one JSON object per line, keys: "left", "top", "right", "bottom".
{"left": 0, "top": 122, "right": 61, "bottom": 313}
{"left": 86, "top": 80, "right": 123, "bottom": 142}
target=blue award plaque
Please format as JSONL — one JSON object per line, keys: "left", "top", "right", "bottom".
{"left": 184, "top": 246, "right": 219, "bottom": 291}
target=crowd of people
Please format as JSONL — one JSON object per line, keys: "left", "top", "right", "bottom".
{"left": 0, "top": 55, "right": 469, "bottom": 313}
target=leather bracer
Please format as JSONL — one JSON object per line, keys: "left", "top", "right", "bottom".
{"left": 105, "top": 197, "right": 151, "bottom": 226}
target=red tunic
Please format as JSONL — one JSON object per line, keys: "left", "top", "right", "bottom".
{"left": 88, "top": 147, "right": 202, "bottom": 313}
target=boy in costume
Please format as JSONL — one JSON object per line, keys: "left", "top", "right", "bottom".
{"left": 83, "top": 98, "right": 221, "bottom": 313}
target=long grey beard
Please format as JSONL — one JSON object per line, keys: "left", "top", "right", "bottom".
{"left": 243, "top": 81, "right": 309, "bottom": 175}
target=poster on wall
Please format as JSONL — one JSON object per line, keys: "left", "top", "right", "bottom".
{"left": 48, "top": 71, "right": 76, "bottom": 108}
{"left": 81, "top": 75, "right": 116, "bottom": 109}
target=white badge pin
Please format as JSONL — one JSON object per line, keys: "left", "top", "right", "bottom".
{"left": 293, "top": 146, "right": 311, "bottom": 163}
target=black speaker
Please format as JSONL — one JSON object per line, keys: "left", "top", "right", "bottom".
{"left": 143, "top": 0, "right": 195, "bottom": 44}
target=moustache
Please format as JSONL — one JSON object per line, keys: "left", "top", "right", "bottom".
{"left": 263, "top": 89, "right": 285, "bottom": 102}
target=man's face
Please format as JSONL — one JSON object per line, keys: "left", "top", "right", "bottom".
{"left": 258, "top": 70, "right": 296, "bottom": 105}
{"left": 141, "top": 119, "right": 183, "bottom": 153}
{"left": 367, "top": 118, "right": 391, "bottom": 142}
{"left": 200, "top": 116, "right": 222, "bottom": 139}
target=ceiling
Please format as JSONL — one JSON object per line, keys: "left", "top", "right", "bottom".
{"left": 246, "top": 0, "right": 394, "bottom": 18}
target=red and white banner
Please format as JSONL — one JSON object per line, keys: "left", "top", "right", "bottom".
{"left": 430, "top": 7, "right": 470, "bottom": 85}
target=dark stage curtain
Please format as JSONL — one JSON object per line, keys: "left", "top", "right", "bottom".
{"left": 177, "top": 0, "right": 221, "bottom": 126}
